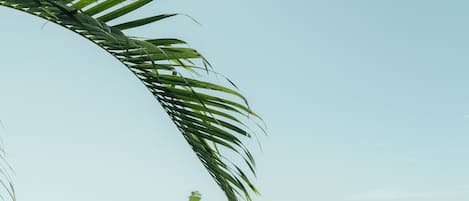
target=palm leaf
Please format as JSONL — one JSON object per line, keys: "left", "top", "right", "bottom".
{"left": 0, "top": 1, "right": 263, "bottom": 201}
{"left": 0, "top": 121, "right": 14, "bottom": 201}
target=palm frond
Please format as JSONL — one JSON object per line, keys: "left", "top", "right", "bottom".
{"left": 0, "top": 121, "right": 15, "bottom": 201}
{"left": 0, "top": 1, "right": 263, "bottom": 201}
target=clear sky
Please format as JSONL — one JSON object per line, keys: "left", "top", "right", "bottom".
{"left": 1, "top": 0, "right": 469, "bottom": 201}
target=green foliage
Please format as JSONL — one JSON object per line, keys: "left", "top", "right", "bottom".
{"left": 189, "top": 191, "right": 202, "bottom": 201}
{"left": 0, "top": 1, "right": 263, "bottom": 201}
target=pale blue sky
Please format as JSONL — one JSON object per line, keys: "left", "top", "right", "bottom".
{"left": 1, "top": 0, "right": 469, "bottom": 201}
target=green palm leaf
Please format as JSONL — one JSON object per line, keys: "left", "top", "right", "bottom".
{"left": 0, "top": 1, "right": 263, "bottom": 201}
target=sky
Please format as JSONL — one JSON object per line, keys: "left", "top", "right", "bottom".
{"left": 1, "top": 0, "right": 469, "bottom": 201}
